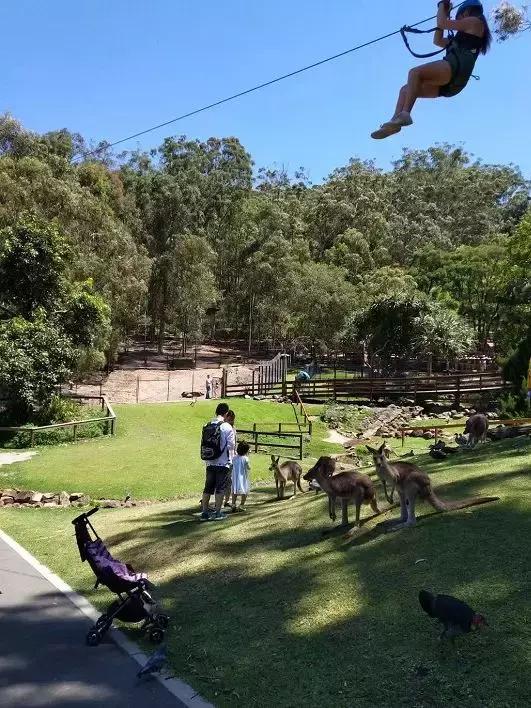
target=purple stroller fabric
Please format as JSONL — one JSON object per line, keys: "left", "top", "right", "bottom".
{"left": 85, "top": 539, "right": 147, "bottom": 587}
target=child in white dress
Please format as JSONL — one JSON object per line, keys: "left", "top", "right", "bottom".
{"left": 231, "top": 441, "right": 251, "bottom": 512}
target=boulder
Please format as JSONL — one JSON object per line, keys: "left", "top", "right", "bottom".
{"left": 59, "top": 491, "right": 71, "bottom": 507}
{"left": 14, "top": 491, "right": 34, "bottom": 504}
{"left": 98, "top": 499, "right": 121, "bottom": 509}
{"left": 0, "top": 489, "right": 17, "bottom": 499}
{"left": 1, "top": 496, "right": 14, "bottom": 505}
{"left": 43, "top": 502, "right": 57, "bottom": 508}
{"left": 41, "top": 493, "right": 56, "bottom": 502}
{"left": 30, "top": 492, "right": 44, "bottom": 504}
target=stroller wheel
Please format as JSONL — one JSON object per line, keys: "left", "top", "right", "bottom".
{"left": 156, "top": 614, "right": 170, "bottom": 629}
{"left": 86, "top": 629, "right": 101, "bottom": 647}
{"left": 149, "top": 627, "right": 164, "bottom": 644}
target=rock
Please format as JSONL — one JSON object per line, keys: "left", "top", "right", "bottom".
{"left": 30, "top": 492, "right": 44, "bottom": 504}
{"left": 41, "top": 493, "right": 56, "bottom": 502}
{"left": 43, "top": 502, "right": 57, "bottom": 507}
{"left": 69, "top": 493, "right": 84, "bottom": 501}
{"left": 14, "top": 491, "right": 34, "bottom": 503}
{"left": 32, "top": 502, "right": 44, "bottom": 508}
{"left": 1, "top": 496, "right": 14, "bottom": 505}
{"left": 487, "top": 411, "right": 497, "bottom": 419}
{"left": 124, "top": 501, "right": 134, "bottom": 508}
{"left": 423, "top": 431, "right": 436, "bottom": 439}
{"left": 98, "top": 499, "right": 121, "bottom": 509}
{"left": 451, "top": 413, "right": 462, "bottom": 420}
{"left": 0, "top": 489, "right": 17, "bottom": 499}
{"left": 75, "top": 494, "right": 90, "bottom": 506}
{"left": 59, "top": 491, "right": 71, "bottom": 507}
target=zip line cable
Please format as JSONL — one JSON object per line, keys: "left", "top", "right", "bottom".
{"left": 80, "top": 2, "right": 466, "bottom": 160}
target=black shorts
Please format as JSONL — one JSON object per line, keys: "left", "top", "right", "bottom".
{"left": 203, "top": 465, "right": 230, "bottom": 495}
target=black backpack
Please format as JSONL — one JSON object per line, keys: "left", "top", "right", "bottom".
{"left": 200, "top": 421, "right": 226, "bottom": 461}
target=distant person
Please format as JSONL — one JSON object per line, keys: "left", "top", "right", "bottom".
{"left": 200, "top": 403, "right": 235, "bottom": 521}
{"left": 223, "top": 410, "right": 236, "bottom": 508}
{"left": 212, "top": 377, "right": 220, "bottom": 399}
{"left": 205, "top": 374, "right": 212, "bottom": 400}
{"left": 231, "top": 441, "right": 251, "bottom": 512}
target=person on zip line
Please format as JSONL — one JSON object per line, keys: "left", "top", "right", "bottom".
{"left": 372, "top": 0, "right": 491, "bottom": 139}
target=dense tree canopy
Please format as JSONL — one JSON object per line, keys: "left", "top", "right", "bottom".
{"left": 0, "top": 113, "right": 529, "bottom": 404}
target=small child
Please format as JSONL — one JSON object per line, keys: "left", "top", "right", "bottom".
{"left": 231, "top": 441, "right": 251, "bottom": 512}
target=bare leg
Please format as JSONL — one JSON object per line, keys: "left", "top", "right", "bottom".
{"left": 402, "top": 61, "right": 452, "bottom": 114}
{"left": 240, "top": 494, "right": 247, "bottom": 508}
{"left": 394, "top": 85, "right": 408, "bottom": 118}
{"left": 297, "top": 476, "right": 304, "bottom": 493}
{"left": 201, "top": 493, "right": 211, "bottom": 513}
{"left": 214, "top": 493, "right": 224, "bottom": 513}
{"left": 231, "top": 493, "right": 237, "bottom": 509}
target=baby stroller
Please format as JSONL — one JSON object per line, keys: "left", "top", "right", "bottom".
{"left": 72, "top": 507, "right": 169, "bottom": 647}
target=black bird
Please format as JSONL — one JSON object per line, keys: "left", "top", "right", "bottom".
{"left": 419, "top": 590, "right": 488, "bottom": 641}
{"left": 137, "top": 645, "right": 167, "bottom": 679}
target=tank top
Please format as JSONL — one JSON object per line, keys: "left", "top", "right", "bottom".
{"left": 453, "top": 31, "right": 484, "bottom": 52}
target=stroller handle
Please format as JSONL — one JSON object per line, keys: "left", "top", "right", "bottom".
{"left": 71, "top": 506, "right": 99, "bottom": 525}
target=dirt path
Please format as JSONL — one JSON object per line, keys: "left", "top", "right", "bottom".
{"left": 0, "top": 451, "right": 36, "bottom": 467}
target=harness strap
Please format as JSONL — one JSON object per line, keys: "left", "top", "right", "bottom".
{"left": 400, "top": 25, "right": 454, "bottom": 59}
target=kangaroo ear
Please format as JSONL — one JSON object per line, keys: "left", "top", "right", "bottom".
{"left": 271, "top": 455, "right": 275, "bottom": 462}
{"left": 366, "top": 446, "right": 377, "bottom": 454}
{"left": 378, "top": 442, "right": 386, "bottom": 453}
{"left": 276, "top": 456, "right": 280, "bottom": 464}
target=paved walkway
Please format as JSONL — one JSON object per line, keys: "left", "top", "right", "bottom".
{"left": 0, "top": 533, "right": 205, "bottom": 708}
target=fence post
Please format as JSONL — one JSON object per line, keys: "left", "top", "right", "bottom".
{"left": 221, "top": 368, "right": 228, "bottom": 398}
{"left": 167, "top": 371, "right": 170, "bottom": 402}
{"left": 73, "top": 424, "right": 77, "bottom": 442}
{"left": 253, "top": 423, "right": 258, "bottom": 454}
{"left": 401, "top": 426, "right": 405, "bottom": 448}
{"left": 30, "top": 429, "right": 35, "bottom": 448}
{"left": 136, "top": 376, "right": 140, "bottom": 404}
{"left": 456, "top": 376, "right": 461, "bottom": 408}
{"left": 299, "top": 433, "right": 303, "bottom": 460}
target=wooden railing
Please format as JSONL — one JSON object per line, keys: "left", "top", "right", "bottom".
{"left": 236, "top": 425, "right": 306, "bottom": 460}
{"left": 293, "top": 388, "right": 313, "bottom": 435}
{"left": 297, "top": 373, "right": 508, "bottom": 403}
{"left": 399, "top": 417, "right": 531, "bottom": 446}
{"left": 0, "top": 395, "right": 116, "bottom": 448}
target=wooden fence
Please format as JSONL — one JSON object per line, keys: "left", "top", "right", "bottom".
{"left": 297, "top": 372, "right": 508, "bottom": 404}
{"left": 236, "top": 425, "right": 305, "bottom": 460}
{"left": 0, "top": 395, "right": 116, "bottom": 448}
{"left": 400, "top": 417, "right": 531, "bottom": 446}
{"left": 223, "top": 353, "right": 290, "bottom": 398}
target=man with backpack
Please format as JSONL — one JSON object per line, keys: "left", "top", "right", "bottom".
{"left": 200, "top": 402, "right": 235, "bottom": 521}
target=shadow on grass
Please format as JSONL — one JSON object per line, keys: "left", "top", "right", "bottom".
{"left": 88, "top": 450, "right": 531, "bottom": 707}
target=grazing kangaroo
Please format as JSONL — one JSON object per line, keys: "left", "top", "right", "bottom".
{"left": 367, "top": 443, "right": 498, "bottom": 531}
{"left": 269, "top": 456, "right": 303, "bottom": 500}
{"left": 303, "top": 457, "right": 380, "bottom": 528}
{"left": 464, "top": 413, "right": 489, "bottom": 447}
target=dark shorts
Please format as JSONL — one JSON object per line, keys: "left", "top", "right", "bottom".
{"left": 439, "top": 48, "right": 477, "bottom": 98}
{"left": 203, "top": 465, "right": 230, "bottom": 495}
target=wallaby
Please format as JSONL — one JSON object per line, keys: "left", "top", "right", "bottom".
{"left": 269, "top": 456, "right": 303, "bottom": 500}
{"left": 303, "top": 457, "right": 380, "bottom": 528}
{"left": 366, "top": 443, "right": 498, "bottom": 531}
{"left": 464, "top": 413, "right": 489, "bottom": 448}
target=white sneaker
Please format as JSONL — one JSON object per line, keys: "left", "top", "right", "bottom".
{"left": 371, "top": 122, "right": 402, "bottom": 140}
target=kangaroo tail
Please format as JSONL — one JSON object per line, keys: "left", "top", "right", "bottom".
{"left": 427, "top": 490, "right": 499, "bottom": 512}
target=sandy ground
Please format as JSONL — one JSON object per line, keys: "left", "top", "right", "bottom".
{"left": 75, "top": 365, "right": 256, "bottom": 404}
{"left": 0, "top": 451, "right": 36, "bottom": 466}
{"left": 325, "top": 429, "right": 351, "bottom": 445}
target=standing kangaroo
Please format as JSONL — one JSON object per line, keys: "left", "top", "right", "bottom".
{"left": 464, "top": 413, "right": 489, "bottom": 447}
{"left": 303, "top": 457, "right": 380, "bottom": 528}
{"left": 269, "top": 456, "right": 303, "bottom": 500}
{"left": 367, "top": 443, "right": 498, "bottom": 531}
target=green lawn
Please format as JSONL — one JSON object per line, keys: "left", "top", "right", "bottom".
{"left": 0, "top": 400, "right": 340, "bottom": 500}
{"left": 1, "top": 437, "right": 529, "bottom": 707}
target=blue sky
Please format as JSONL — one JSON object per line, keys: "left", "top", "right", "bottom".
{"left": 4, "top": 1, "right": 530, "bottom": 182}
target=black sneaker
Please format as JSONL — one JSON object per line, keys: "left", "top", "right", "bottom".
{"left": 199, "top": 511, "right": 212, "bottom": 522}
